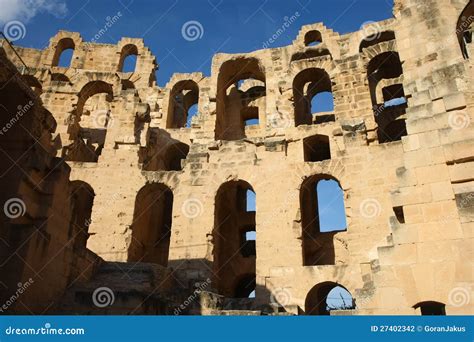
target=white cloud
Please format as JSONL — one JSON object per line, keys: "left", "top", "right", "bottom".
{"left": 0, "top": 0, "right": 68, "bottom": 24}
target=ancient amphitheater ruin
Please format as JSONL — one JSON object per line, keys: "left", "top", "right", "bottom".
{"left": 0, "top": 0, "right": 472, "bottom": 315}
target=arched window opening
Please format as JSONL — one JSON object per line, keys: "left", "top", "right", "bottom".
{"left": 414, "top": 301, "right": 446, "bottom": 315}
{"left": 163, "top": 142, "right": 189, "bottom": 171}
{"left": 303, "top": 135, "right": 331, "bottom": 162}
{"left": 368, "top": 51, "right": 407, "bottom": 143}
{"left": 359, "top": 30, "right": 395, "bottom": 52}
{"left": 167, "top": 80, "right": 199, "bottom": 129}
{"left": 304, "top": 30, "right": 322, "bottom": 46}
{"left": 300, "top": 175, "right": 347, "bottom": 266}
{"left": 234, "top": 274, "right": 256, "bottom": 298}
{"left": 305, "top": 282, "right": 355, "bottom": 315}
{"left": 63, "top": 81, "right": 114, "bottom": 163}
{"left": 457, "top": 2, "right": 474, "bottom": 59}
{"left": 293, "top": 68, "right": 334, "bottom": 126}
{"left": 216, "top": 58, "right": 266, "bottom": 140}
{"left": 214, "top": 180, "right": 256, "bottom": 297}
{"left": 52, "top": 38, "right": 75, "bottom": 67}
{"left": 118, "top": 44, "right": 138, "bottom": 72}
{"left": 69, "top": 181, "right": 95, "bottom": 251}
{"left": 128, "top": 183, "right": 173, "bottom": 266}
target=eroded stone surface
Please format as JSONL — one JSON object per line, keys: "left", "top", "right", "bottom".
{"left": 0, "top": 0, "right": 472, "bottom": 315}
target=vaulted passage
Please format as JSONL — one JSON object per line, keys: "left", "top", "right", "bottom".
{"left": 234, "top": 273, "right": 256, "bottom": 298}
{"left": 163, "top": 142, "right": 190, "bottom": 171}
{"left": 213, "top": 180, "right": 256, "bottom": 297}
{"left": 414, "top": 301, "right": 446, "bottom": 315}
{"left": 305, "top": 282, "right": 355, "bottom": 315}
{"left": 167, "top": 80, "right": 199, "bottom": 128}
{"left": 215, "top": 58, "right": 266, "bottom": 140}
{"left": 128, "top": 183, "right": 173, "bottom": 266}
{"left": 367, "top": 51, "right": 407, "bottom": 143}
{"left": 293, "top": 68, "right": 334, "bottom": 126}
{"left": 63, "top": 81, "right": 114, "bottom": 162}
{"left": 300, "top": 175, "right": 347, "bottom": 266}
{"left": 140, "top": 138, "right": 189, "bottom": 172}
{"left": 69, "top": 181, "right": 95, "bottom": 250}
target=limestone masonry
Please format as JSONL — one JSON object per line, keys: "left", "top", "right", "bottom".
{"left": 0, "top": 0, "right": 472, "bottom": 315}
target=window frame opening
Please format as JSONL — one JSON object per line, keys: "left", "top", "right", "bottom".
{"left": 305, "top": 282, "right": 355, "bottom": 315}
{"left": 303, "top": 135, "right": 331, "bottom": 162}
{"left": 52, "top": 38, "right": 75, "bottom": 67}
{"left": 118, "top": 44, "right": 139, "bottom": 72}
{"left": 300, "top": 175, "right": 347, "bottom": 266}
{"left": 215, "top": 58, "right": 266, "bottom": 140}
{"left": 293, "top": 68, "right": 334, "bottom": 126}
{"left": 167, "top": 80, "right": 199, "bottom": 129}
{"left": 304, "top": 30, "right": 323, "bottom": 47}
{"left": 368, "top": 51, "right": 407, "bottom": 143}
{"left": 214, "top": 180, "right": 256, "bottom": 297}
{"left": 63, "top": 81, "right": 114, "bottom": 162}
{"left": 127, "top": 183, "right": 173, "bottom": 266}
{"left": 69, "top": 181, "right": 95, "bottom": 251}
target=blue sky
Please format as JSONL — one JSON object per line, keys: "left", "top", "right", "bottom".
{"left": 2, "top": 0, "right": 394, "bottom": 86}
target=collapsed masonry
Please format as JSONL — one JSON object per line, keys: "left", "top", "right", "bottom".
{"left": 0, "top": 0, "right": 473, "bottom": 315}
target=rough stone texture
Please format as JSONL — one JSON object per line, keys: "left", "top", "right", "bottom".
{"left": 0, "top": 0, "right": 472, "bottom": 315}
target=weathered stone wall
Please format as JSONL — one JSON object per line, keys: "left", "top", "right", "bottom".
{"left": 0, "top": 48, "right": 100, "bottom": 313}
{"left": 1, "top": 0, "right": 472, "bottom": 315}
